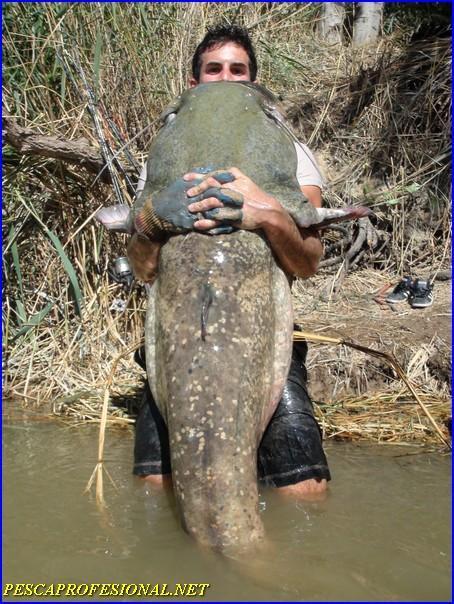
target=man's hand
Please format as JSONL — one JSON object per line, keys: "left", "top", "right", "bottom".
{"left": 184, "top": 167, "right": 323, "bottom": 278}
{"left": 184, "top": 167, "right": 282, "bottom": 231}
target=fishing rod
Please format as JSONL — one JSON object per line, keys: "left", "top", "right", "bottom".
{"left": 58, "top": 48, "right": 127, "bottom": 204}
{"left": 99, "top": 105, "right": 142, "bottom": 175}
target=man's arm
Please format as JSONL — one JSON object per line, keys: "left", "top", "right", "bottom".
{"left": 128, "top": 166, "right": 324, "bottom": 281}
{"left": 296, "top": 184, "right": 324, "bottom": 278}
{"left": 184, "top": 168, "right": 323, "bottom": 278}
{"left": 127, "top": 164, "right": 162, "bottom": 284}
{"left": 127, "top": 233, "right": 161, "bottom": 283}
{"left": 301, "top": 184, "right": 322, "bottom": 208}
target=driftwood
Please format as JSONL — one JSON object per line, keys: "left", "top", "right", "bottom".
{"left": 3, "top": 113, "right": 133, "bottom": 183}
{"left": 433, "top": 269, "right": 452, "bottom": 282}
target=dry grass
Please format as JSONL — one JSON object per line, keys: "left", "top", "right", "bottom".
{"left": 316, "top": 390, "right": 449, "bottom": 447}
{"left": 294, "top": 269, "right": 451, "bottom": 389}
{"left": 2, "top": 3, "right": 451, "bottom": 446}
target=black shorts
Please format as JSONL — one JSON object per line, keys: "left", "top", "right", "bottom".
{"left": 133, "top": 340, "right": 331, "bottom": 487}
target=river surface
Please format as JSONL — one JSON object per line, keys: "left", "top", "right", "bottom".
{"left": 3, "top": 415, "right": 451, "bottom": 601}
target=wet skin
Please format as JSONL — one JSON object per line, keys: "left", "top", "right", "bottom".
{"left": 87, "top": 45, "right": 378, "bottom": 547}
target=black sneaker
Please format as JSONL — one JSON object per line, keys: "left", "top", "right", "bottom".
{"left": 386, "top": 276, "right": 414, "bottom": 304}
{"left": 409, "top": 279, "right": 434, "bottom": 308}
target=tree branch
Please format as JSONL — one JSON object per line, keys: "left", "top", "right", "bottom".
{"left": 2, "top": 114, "right": 133, "bottom": 183}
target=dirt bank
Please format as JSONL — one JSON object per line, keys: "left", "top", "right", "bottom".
{"left": 293, "top": 269, "right": 451, "bottom": 398}
{"left": 290, "top": 268, "right": 451, "bottom": 446}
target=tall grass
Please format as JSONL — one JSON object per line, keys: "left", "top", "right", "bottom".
{"left": 2, "top": 2, "right": 451, "bottom": 405}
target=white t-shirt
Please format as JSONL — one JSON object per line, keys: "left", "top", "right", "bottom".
{"left": 135, "top": 141, "right": 324, "bottom": 194}
{"left": 294, "top": 142, "right": 324, "bottom": 189}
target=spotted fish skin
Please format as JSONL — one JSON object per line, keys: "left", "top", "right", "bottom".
{"left": 131, "top": 82, "right": 308, "bottom": 552}
{"left": 92, "top": 84, "right": 370, "bottom": 550}
{"left": 142, "top": 82, "right": 301, "bottom": 551}
{"left": 145, "top": 231, "right": 292, "bottom": 552}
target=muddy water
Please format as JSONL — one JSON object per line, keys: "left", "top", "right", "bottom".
{"left": 3, "top": 417, "right": 451, "bottom": 601}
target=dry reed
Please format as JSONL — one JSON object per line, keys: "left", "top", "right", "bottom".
{"left": 3, "top": 3, "right": 451, "bottom": 447}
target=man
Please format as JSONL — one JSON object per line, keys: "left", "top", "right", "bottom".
{"left": 132, "top": 25, "right": 330, "bottom": 497}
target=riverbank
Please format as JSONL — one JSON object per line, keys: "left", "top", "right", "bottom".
{"left": 4, "top": 268, "right": 450, "bottom": 449}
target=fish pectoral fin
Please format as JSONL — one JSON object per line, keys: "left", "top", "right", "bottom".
{"left": 94, "top": 205, "right": 133, "bottom": 233}
{"left": 291, "top": 206, "right": 373, "bottom": 230}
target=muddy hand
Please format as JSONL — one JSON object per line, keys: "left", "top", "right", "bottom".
{"left": 134, "top": 167, "right": 241, "bottom": 236}
{"left": 185, "top": 167, "right": 279, "bottom": 233}
{"left": 173, "top": 168, "right": 244, "bottom": 235}
{"left": 194, "top": 173, "right": 244, "bottom": 235}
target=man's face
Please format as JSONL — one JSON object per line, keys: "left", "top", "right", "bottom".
{"left": 189, "top": 41, "right": 253, "bottom": 87}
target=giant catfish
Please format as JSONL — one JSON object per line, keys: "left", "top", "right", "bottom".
{"left": 97, "top": 81, "right": 370, "bottom": 552}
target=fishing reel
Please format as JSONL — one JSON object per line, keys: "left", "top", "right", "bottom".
{"left": 108, "top": 256, "right": 134, "bottom": 291}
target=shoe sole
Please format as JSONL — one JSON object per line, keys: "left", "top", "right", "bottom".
{"left": 386, "top": 297, "right": 409, "bottom": 304}
{"left": 410, "top": 300, "right": 433, "bottom": 308}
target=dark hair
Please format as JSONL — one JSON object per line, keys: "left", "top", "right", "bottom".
{"left": 191, "top": 24, "right": 258, "bottom": 82}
